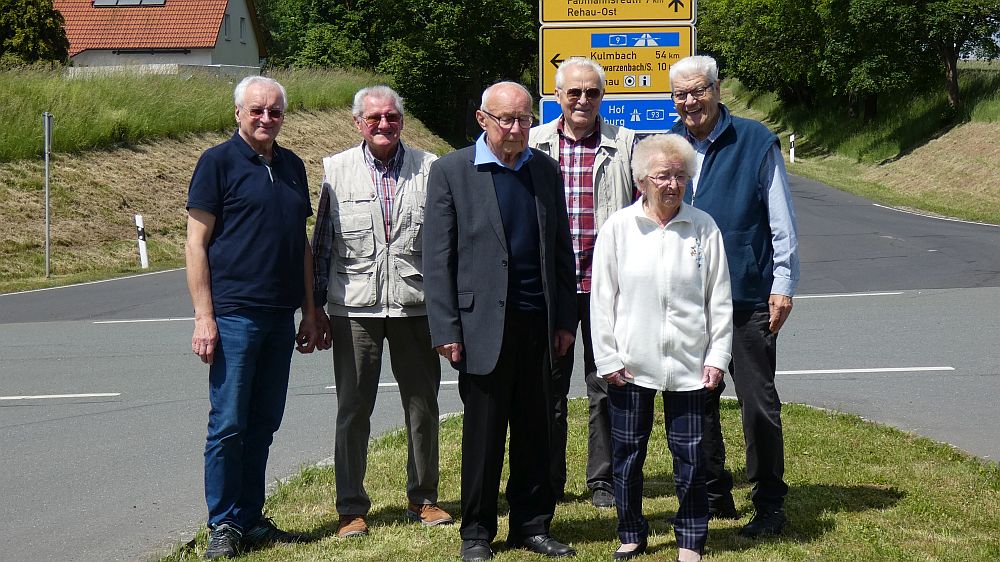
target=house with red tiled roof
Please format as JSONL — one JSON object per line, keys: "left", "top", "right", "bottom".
{"left": 54, "top": 0, "right": 266, "bottom": 68}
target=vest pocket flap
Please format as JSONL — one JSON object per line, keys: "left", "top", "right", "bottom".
{"left": 457, "top": 291, "right": 474, "bottom": 310}
{"left": 395, "top": 255, "right": 422, "bottom": 279}
{"left": 335, "top": 212, "right": 373, "bottom": 233}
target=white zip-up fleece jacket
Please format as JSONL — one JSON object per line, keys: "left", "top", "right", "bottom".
{"left": 590, "top": 200, "right": 733, "bottom": 391}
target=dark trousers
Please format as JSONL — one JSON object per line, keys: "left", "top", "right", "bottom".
{"left": 608, "top": 384, "right": 709, "bottom": 551}
{"left": 548, "top": 293, "right": 613, "bottom": 497}
{"left": 458, "top": 310, "right": 555, "bottom": 541}
{"left": 703, "top": 308, "right": 788, "bottom": 510}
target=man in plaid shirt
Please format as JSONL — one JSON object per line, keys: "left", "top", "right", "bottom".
{"left": 311, "top": 86, "right": 453, "bottom": 539}
{"left": 528, "top": 58, "right": 637, "bottom": 508}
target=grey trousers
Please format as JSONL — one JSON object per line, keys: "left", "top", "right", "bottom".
{"left": 330, "top": 315, "right": 442, "bottom": 515}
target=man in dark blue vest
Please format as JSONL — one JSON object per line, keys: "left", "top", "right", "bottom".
{"left": 670, "top": 55, "right": 800, "bottom": 538}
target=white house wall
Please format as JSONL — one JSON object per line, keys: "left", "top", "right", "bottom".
{"left": 73, "top": 49, "right": 214, "bottom": 66}
{"left": 212, "top": 0, "right": 261, "bottom": 66}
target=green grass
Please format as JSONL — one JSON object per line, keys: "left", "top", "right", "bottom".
{"left": 0, "top": 67, "right": 386, "bottom": 162}
{"left": 160, "top": 399, "right": 1000, "bottom": 561}
{"left": 727, "top": 63, "right": 1000, "bottom": 164}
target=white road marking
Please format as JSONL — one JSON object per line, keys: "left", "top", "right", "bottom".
{"left": 778, "top": 366, "right": 954, "bottom": 375}
{"left": 2, "top": 268, "right": 185, "bottom": 296}
{"left": 93, "top": 317, "right": 193, "bottom": 324}
{"left": 0, "top": 392, "right": 121, "bottom": 401}
{"left": 325, "top": 381, "right": 460, "bottom": 390}
{"left": 872, "top": 203, "right": 1000, "bottom": 228}
{"left": 797, "top": 291, "right": 903, "bottom": 299}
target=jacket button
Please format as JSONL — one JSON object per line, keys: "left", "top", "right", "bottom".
{"left": 498, "top": 299, "right": 505, "bottom": 307}
{"left": 501, "top": 260, "right": 508, "bottom": 268}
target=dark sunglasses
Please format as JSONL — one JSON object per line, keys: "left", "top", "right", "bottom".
{"left": 563, "top": 87, "right": 602, "bottom": 100}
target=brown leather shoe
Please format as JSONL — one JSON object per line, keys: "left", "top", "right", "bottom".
{"left": 405, "top": 503, "right": 454, "bottom": 526}
{"left": 336, "top": 514, "right": 369, "bottom": 538}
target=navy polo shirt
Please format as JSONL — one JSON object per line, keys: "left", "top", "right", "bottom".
{"left": 187, "top": 132, "right": 312, "bottom": 314}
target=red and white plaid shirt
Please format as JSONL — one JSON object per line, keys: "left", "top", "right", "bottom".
{"left": 363, "top": 142, "right": 404, "bottom": 242}
{"left": 557, "top": 118, "right": 601, "bottom": 293}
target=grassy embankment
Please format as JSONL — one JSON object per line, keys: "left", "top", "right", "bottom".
{"left": 0, "top": 67, "right": 454, "bottom": 293}
{"left": 725, "top": 61, "right": 1000, "bottom": 224}
{"left": 159, "top": 399, "right": 1000, "bottom": 561}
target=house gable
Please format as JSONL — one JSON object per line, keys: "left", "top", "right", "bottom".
{"left": 54, "top": 0, "right": 267, "bottom": 66}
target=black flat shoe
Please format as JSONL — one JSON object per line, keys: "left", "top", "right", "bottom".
{"left": 507, "top": 534, "right": 576, "bottom": 557}
{"left": 461, "top": 539, "right": 494, "bottom": 561}
{"left": 739, "top": 508, "right": 786, "bottom": 538}
{"left": 613, "top": 540, "right": 647, "bottom": 560}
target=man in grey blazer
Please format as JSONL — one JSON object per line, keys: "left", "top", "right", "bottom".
{"left": 423, "top": 82, "right": 578, "bottom": 562}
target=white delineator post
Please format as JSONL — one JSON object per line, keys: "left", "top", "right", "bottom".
{"left": 135, "top": 214, "right": 149, "bottom": 269}
{"left": 789, "top": 134, "right": 796, "bottom": 164}
{"left": 43, "top": 112, "right": 53, "bottom": 277}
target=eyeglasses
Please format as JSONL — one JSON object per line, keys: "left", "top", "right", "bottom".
{"left": 243, "top": 106, "right": 284, "bottom": 119}
{"left": 671, "top": 83, "right": 715, "bottom": 102}
{"left": 481, "top": 110, "right": 533, "bottom": 129}
{"left": 645, "top": 173, "right": 688, "bottom": 186}
{"left": 563, "top": 87, "right": 603, "bottom": 101}
{"left": 361, "top": 113, "right": 402, "bottom": 126}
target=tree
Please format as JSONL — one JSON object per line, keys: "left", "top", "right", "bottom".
{"left": 375, "top": 0, "right": 536, "bottom": 141}
{"left": 918, "top": 0, "right": 1000, "bottom": 108}
{"left": 817, "top": 0, "right": 938, "bottom": 120}
{"left": 0, "top": 0, "right": 68, "bottom": 66}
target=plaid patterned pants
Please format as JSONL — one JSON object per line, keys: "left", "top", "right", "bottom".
{"left": 608, "top": 383, "right": 710, "bottom": 551}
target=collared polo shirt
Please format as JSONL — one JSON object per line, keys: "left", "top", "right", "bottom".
{"left": 187, "top": 131, "right": 312, "bottom": 314}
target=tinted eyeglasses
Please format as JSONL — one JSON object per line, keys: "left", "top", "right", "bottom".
{"left": 244, "top": 106, "right": 284, "bottom": 119}
{"left": 563, "top": 87, "right": 603, "bottom": 100}
{"left": 361, "top": 113, "right": 402, "bottom": 126}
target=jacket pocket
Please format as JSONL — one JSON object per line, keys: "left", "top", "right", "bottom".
{"left": 394, "top": 255, "right": 425, "bottom": 307}
{"left": 457, "top": 291, "right": 474, "bottom": 311}
{"left": 334, "top": 212, "right": 375, "bottom": 259}
{"left": 330, "top": 261, "right": 377, "bottom": 307}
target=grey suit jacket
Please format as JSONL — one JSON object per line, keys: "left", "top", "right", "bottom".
{"left": 422, "top": 145, "right": 576, "bottom": 375}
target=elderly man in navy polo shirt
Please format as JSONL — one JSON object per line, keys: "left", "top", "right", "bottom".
{"left": 185, "top": 75, "right": 325, "bottom": 560}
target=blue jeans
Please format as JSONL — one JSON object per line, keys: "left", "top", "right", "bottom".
{"left": 204, "top": 308, "right": 295, "bottom": 530}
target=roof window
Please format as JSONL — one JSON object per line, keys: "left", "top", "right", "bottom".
{"left": 93, "top": 0, "right": 167, "bottom": 6}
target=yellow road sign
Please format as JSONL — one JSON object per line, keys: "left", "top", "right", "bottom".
{"left": 540, "top": 0, "right": 695, "bottom": 24}
{"left": 539, "top": 26, "right": 695, "bottom": 95}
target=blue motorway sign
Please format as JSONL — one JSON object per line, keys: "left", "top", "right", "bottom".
{"left": 590, "top": 32, "right": 681, "bottom": 48}
{"left": 539, "top": 96, "right": 679, "bottom": 133}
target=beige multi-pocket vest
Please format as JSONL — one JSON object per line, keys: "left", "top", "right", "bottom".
{"left": 321, "top": 143, "right": 437, "bottom": 317}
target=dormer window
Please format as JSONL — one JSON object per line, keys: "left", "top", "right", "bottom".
{"left": 93, "top": 0, "right": 167, "bottom": 6}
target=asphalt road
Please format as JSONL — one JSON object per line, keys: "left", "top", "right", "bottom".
{"left": 1, "top": 173, "right": 999, "bottom": 561}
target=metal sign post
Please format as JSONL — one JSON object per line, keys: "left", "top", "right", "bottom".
{"left": 43, "top": 112, "right": 53, "bottom": 278}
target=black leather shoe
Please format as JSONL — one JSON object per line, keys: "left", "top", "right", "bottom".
{"left": 507, "top": 534, "right": 577, "bottom": 557}
{"left": 612, "top": 540, "right": 647, "bottom": 560}
{"left": 708, "top": 495, "right": 740, "bottom": 520}
{"left": 592, "top": 488, "right": 615, "bottom": 509}
{"left": 739, "top": 508, "right": 786, "bottom": 538}
{"left": 461, "top": 539, "right": 494, "bottom": 561}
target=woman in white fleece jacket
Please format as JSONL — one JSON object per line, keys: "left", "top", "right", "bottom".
{"left": 590, "top": 134, "right": 733, "bottom": 562}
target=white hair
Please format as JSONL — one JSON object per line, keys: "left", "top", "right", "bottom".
{"left": 554, "top": 57, "right": 607, "bottom": 90}
{"left": 352, "top": 85, "right": 405, "bottom": 119}
{"left": 669, "top": 55, "right": 719, "bottom": 85}
{"left": 480, "top": 81, "right": 532, "bottom": 111}
{"left": 233, "top": 76, "right": 287, "bottom": 110}
{"left": 632, "top": 134, "right": 697, "bottom": 188}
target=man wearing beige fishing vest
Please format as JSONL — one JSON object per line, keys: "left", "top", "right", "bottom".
{"left": 528, "top": 57, "right": 636, "bottom": 509}
{"left": 311, "top": 85, "right": 452, "bottom": 539}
